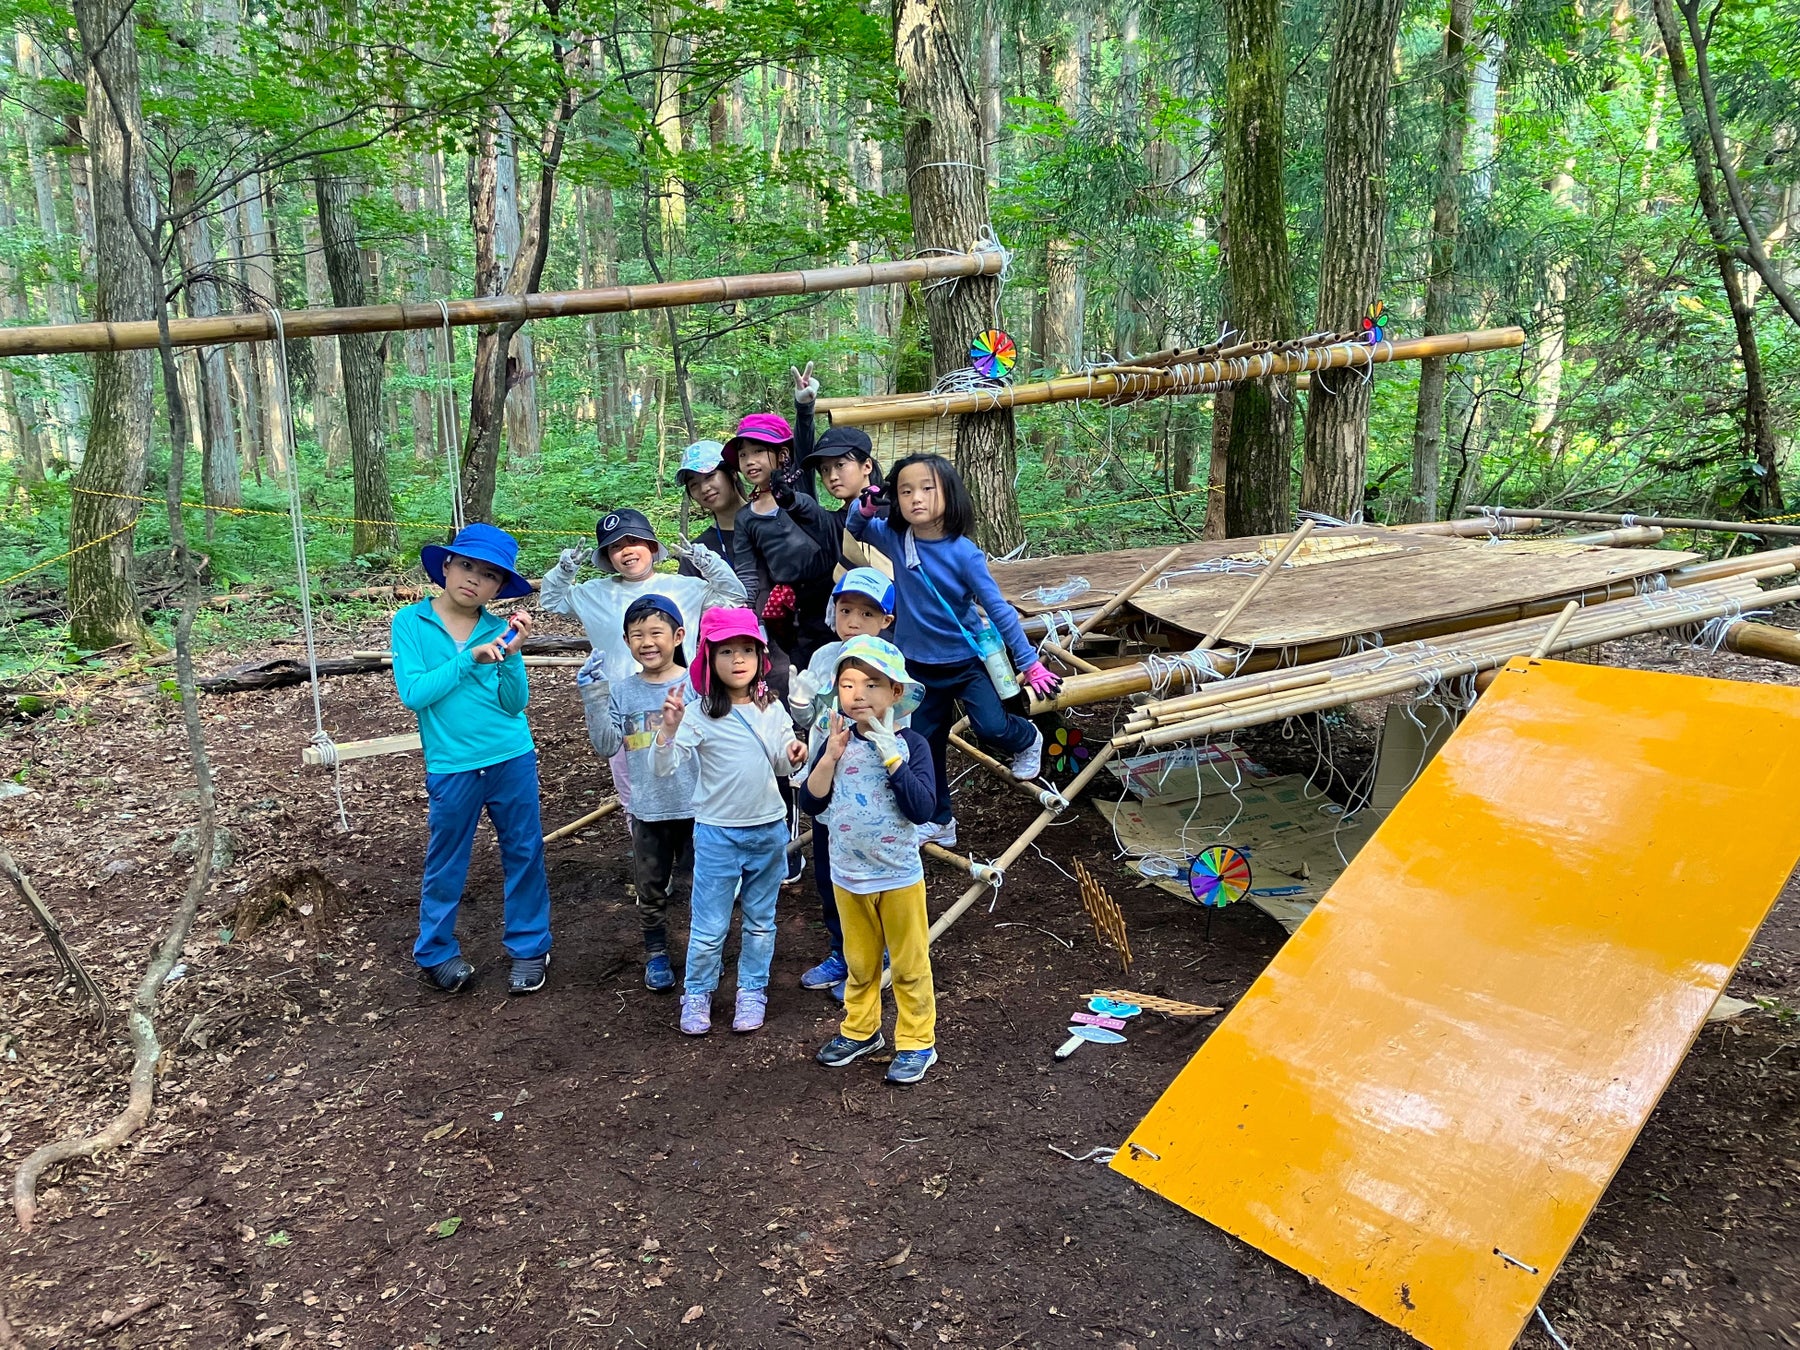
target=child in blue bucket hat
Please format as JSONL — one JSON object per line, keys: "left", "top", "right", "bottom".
{"left": 393, "top": 523, "right": 554, "bottom": 996}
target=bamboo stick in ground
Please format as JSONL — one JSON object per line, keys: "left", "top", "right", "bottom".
{"left": 542, "top": 798, "right": 621, "bottom": 844}
{"left": 1530, "top": 601, "right": 1583, "bottom": 659}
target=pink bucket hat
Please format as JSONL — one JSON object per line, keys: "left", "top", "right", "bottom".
{"left": 721, "top": 412, "right": 794, "bottom": 470}
{"left": 691, "top": 606, "right": 772, "bottom": 696}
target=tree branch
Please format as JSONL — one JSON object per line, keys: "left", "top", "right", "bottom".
{"left": 0, "top": 847, "right": 109, "bottom": 1035}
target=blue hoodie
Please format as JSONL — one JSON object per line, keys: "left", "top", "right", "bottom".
{"left": 390, "top": 599, "right": 534, "bottom": 774}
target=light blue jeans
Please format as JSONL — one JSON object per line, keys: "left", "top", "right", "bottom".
{"left": 684, "top": 819, "right": 787, "bottom": 996}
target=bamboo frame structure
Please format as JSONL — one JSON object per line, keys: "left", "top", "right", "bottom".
{"left": 1476, "top": 506, "right": 1800, "bottom": 540}
{"left": 820, "top": 328, "right": 1526, "bottom": 426}
{"left": 0, "top": 252, "right": 1004, "bottom": 358}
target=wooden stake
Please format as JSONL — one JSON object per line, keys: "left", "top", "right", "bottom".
{"left": 1530, "top": 600, "right": 1582, "bottom": 659}
{"left": 1195, "top": 520, "right": 1316, "bottom": 651}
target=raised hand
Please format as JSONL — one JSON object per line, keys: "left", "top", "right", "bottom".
{"left": 657, "top": 683, "right": 686, "bottom": 743}
{"left": 856, "top": 484, "right": 884, "bottom": 519}
{"left": 792, "top": 360, "right": 819, "bottom": 405}
{"left": 557, "top": 545, "right": 587, "bottom": 576}
{"left": 575, "top": 650, "right": 608, "bottom": 688}
{"left": 823, "top": 710, "right": 852, "bottom": 761}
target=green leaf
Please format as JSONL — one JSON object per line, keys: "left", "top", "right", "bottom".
{"left": 265, "top": 1231, "right": 292, "bottom": 1247}
{"left": 435, "top": 1217, "right": 462, "bottom": 1239}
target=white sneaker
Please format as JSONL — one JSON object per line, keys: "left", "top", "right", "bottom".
{"left": 1010, "top": 725, "right": 1045, "bottom": 780}
{"left": 917, "top": 820, "right": 958, "bottom": 849}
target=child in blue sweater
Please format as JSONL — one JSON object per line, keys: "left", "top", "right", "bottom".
{"left": 846, "top": 455, "right": 1062, "bottom": 847}
{"left": 391, "top": 524, "right": 552, "bottom": 996}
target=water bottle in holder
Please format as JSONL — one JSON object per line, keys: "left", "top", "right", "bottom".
{"left": 971, "top": 617, "right": 1021, "bottom": 700}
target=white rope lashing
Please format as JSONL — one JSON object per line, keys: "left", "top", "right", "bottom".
{"left": 265, "top": 305, "right": 350, "bottom": 832}
{"left": 434, "top": 299, "right": 466, "bottom": 533}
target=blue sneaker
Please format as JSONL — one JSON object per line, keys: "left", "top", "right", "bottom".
{"left": 801, "top": 950, "right": 849, "bottom": 990}
{"left": 816, "top": 1031, "right": 885, "bottom": 1067}
{"left": 830, "top": 979, "right": 846, "bottom": 1002}
{"left": 885, "top": 1047, "right": 938, "bottom": 1085}
{"left": 644, "top": 951, "right": 675, "bottom": 992}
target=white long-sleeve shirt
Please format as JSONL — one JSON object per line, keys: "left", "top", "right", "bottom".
{"left": 651, "top": 698, "right": 794, "bottom": 828}
{"left": 539, "top": 541, "right": 745, "bottom": 677}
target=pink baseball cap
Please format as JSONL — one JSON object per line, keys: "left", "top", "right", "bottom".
{"left": 722, "top": 413, "right": 794, "bottom": 469}
{"left": 691, "top": 606, "right": 772, "bottom": 695}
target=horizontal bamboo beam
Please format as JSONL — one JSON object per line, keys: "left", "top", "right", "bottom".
{"left": 0, "top": 252, "right": 1003, "bottom": 358}
{"left": 1475, "top": 506, "right": 1800, "bottom": 540}
{"left": 1565, "top": 526, "right": 1666, "bottom": 547}
{"left": 822, "top": 327, "right": 1525, "bottom": 426}
{"left": 1389, "top": 515, "right": 1542, "bottom": 537}
{"left": 1722, "top": 620, "right": 1800, "bottom": 665}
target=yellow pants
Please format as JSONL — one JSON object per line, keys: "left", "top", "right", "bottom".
{"left": 836, "top": 880, "right": 936, "bottom": 1051}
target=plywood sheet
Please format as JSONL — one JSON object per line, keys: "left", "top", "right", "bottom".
{"left": 1125, "top": 537, "right": 1691, "bottom": 647}
{"left": 1110, "top": 658, "right": 1800, "bottom": 1350}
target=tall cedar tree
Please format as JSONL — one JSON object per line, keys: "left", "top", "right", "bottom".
{"left": 1221, "top": 0, "right": 1296, "bottom": 536}
{"left": 1300, "top": 0, "right": 1405, "bottom": 522}
{"left": 895, "top": 0, "right": 1021, "bottom": 553}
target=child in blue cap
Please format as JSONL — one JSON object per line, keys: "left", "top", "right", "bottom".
{"left": 392, "top": 523, "right": 553, "bottom": 996}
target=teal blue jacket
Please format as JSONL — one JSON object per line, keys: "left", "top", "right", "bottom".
{"left": 390, "top": 600, "right": 534, "bottom": 774}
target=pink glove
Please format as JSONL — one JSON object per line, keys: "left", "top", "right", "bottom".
{"left": 1021, "top": 660, "right": 1061, "bottom": 698}
{"left": 857, "top": 485, "right": 884, "bottom": 519}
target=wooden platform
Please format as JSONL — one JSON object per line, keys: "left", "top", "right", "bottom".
{"left": 993, "top": 527, "right": 1693, "bottom": 649}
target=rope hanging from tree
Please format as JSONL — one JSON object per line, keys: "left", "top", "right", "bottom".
{"left": 265, "top": 305, "right": 350, "bottom": 832}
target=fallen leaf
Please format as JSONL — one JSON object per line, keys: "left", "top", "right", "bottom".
{"left": 435, "top": 1217, "right": 462, "bottom": 1239}
{"left": 423, "top": 1122, "right": 454, "bottom": 1143}
{"left": 879, "top": 1242, "right": 913, "bottom": 1269}
{"left": 682, "top": 1305, "right": 704, "bottom": 1324}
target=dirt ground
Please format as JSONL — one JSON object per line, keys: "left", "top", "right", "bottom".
{"left": 1, "top": 616, "right": 1797, "bottom": 1350}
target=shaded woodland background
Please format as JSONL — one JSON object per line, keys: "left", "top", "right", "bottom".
{"left": 1, "top": 0, "right": 1797, "bottom": 669}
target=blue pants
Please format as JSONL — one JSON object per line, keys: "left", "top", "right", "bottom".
{"left": 910, "top": 657, "right": 1038, "bottom": 825}
{"left": 685, "top": 819, "right": 786, "bottom": 996}
{"left": 415, "top": 751, "right": 552, "bottom": 969}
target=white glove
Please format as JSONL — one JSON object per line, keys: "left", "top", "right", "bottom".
{"left": 684, "top": 538, "right": 728, "bottom": 579}
{"left": 791, "top": 361, "right": 819, "bottom": 405}
{"left": 575, "top": 650, "right": 608, "bottom": 688}
{"left": 863, "top": 708, "right": 905, "bottom": 770}
{"left": 788, "top": 668, "right": 822, "bottom": 713}
{"left": 557, "top": 546, "right": 586, "bottom": 577}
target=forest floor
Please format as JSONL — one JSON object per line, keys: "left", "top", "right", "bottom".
{"left": 1, "top": 612, "right": 1797, "bottom": 1350}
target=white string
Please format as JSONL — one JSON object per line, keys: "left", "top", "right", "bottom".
{"left": 435, "top": 300, "right": 466, "bottom": 532}
{"left": 1535, "top": 1306, "right": 1573, "bottom": 1350}
{"left": 265, "top": 305, "right": 350, "bottom": 832}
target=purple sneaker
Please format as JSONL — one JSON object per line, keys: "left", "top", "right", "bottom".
{"left": 679, "top": 993, "right": 711, "bottom": 1036}
{"left": 732, "top": 989, "right": 768, "bottom": 1033}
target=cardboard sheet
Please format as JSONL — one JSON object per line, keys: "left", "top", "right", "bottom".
{"left": 1110, "top": 658, "right": 1800, "bottom": 1350}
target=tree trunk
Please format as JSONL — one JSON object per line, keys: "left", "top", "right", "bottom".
{"left": 1651, "top": 0, "right": 1783, "bottom": 513}
{"left": 895, "top": 0, "right": 1021, "bottom": 552}
{"left": 979, "top": 0, "right": 1002, "bottom": 177}
{"left": 1221, "top": 0, "right": 1296, "bottom": 536}
{"left": 68, "top": 0, "right": 157, "bottom": 649}
{"left": 492, "top": 119, "right": 541, "bottom": 461}
{"left": 299, "top": 213, "right": 350, "bottom": 467}
{"left": 1043, "top": 11, "right": 1091, "bottom": 372}
{"left": 399, "top": 173, "right": 437, "bottom": 462}
{"left": 236, "top": 172, "right": 284, "bottom": 472}
{"left": 17, "top": 31, "right": 87, "bottom": 456}
{"left": 1299, "top": 0, "right": 1405, "bottom": 523}
{"left": 314, "top": 170, "right": 398, "bottom": 555}
{"left": 1405, "top": 0, "right": 1475, "bottom": 523}
{"left": 172, "top": 168, "right": 242, "bottom": 509}
{"left": 0, "top": 198, "right": 48, "bottom": 482}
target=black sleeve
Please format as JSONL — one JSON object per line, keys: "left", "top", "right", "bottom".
{"left": 742, "top": 501, "right": 835, "bottom": 591}
{"left": 890, "top": 731, "right": 939, "bottom": 826}
{"left": 783, "top": 492, "right": 841, "bottom": 579}
{"left": 796, "top": 743, "right": 834, "bottom": 817}
{"left": 791, "top": 399, "right": 818, "bottom": 500}
{"left": 732, "top": 510, "right": 769, "bottom": 610}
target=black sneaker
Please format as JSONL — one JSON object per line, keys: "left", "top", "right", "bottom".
{"left": 783, "top": 847, "right": 806, "bottom": 887}
{"left": 424, "top": 957, "right": 473, "bottom": 993}
{"left": 815, "top": 1031, "right": 885, "bottom": 1067}
{"left": 508, "top": 953, "right": 549, "bottom": 995}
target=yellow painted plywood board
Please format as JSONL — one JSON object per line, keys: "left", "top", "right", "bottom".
{"left": 1110, "top": 658, "right": 1800, "bottom": 1350}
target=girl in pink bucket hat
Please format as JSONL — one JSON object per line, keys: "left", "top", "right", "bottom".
{"left": 652, "top": 607, "right": 808, "bottom": 1035}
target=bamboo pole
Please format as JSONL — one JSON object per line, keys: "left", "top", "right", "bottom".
{"left": 1040, "top": 640, "right": 1103, "bottom": 674}
{"left": 1565, "top": 526, "right": 1666, "bottom": 547}
{"left": 1722, "top": 621, "right": 1800, "bottom": 666}
{"left": 927, "top": 742, "right": 1122, "bottom": 944}
{"left": 948, "top": 732, "right": 1070, "bottom": 811}
{"left": 1475, "top": 506, "right": 1800, "bottom": 540}
{"left": 1069, "top": 546, "right": 1185, "bottom": 644}
{"left": 542, "top": 799, "right": 621, "bottom": 844}
{"left": 923, "top": 843, "right": 1003, "bottom": 885}
{"left": 822, "top": 328, "right": 1526, "bottom": 427}
{"left": 1026, "top": 551, "right": 1795, "bottom": 717}
{"left": 1122, "top": 577, "right": 1796, "bottom": 748}
{"left": 1530, "top": 601, "right": 1582, "bottom": 659}
{"left": 1390, "top": 515, "right": 1542, "bottom": 537}
{"left": 0, "top": 252, "right": 1004, "bottom": 358}
{"left": 1195, "top": 522, "right": 1314, "bottom": 651}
